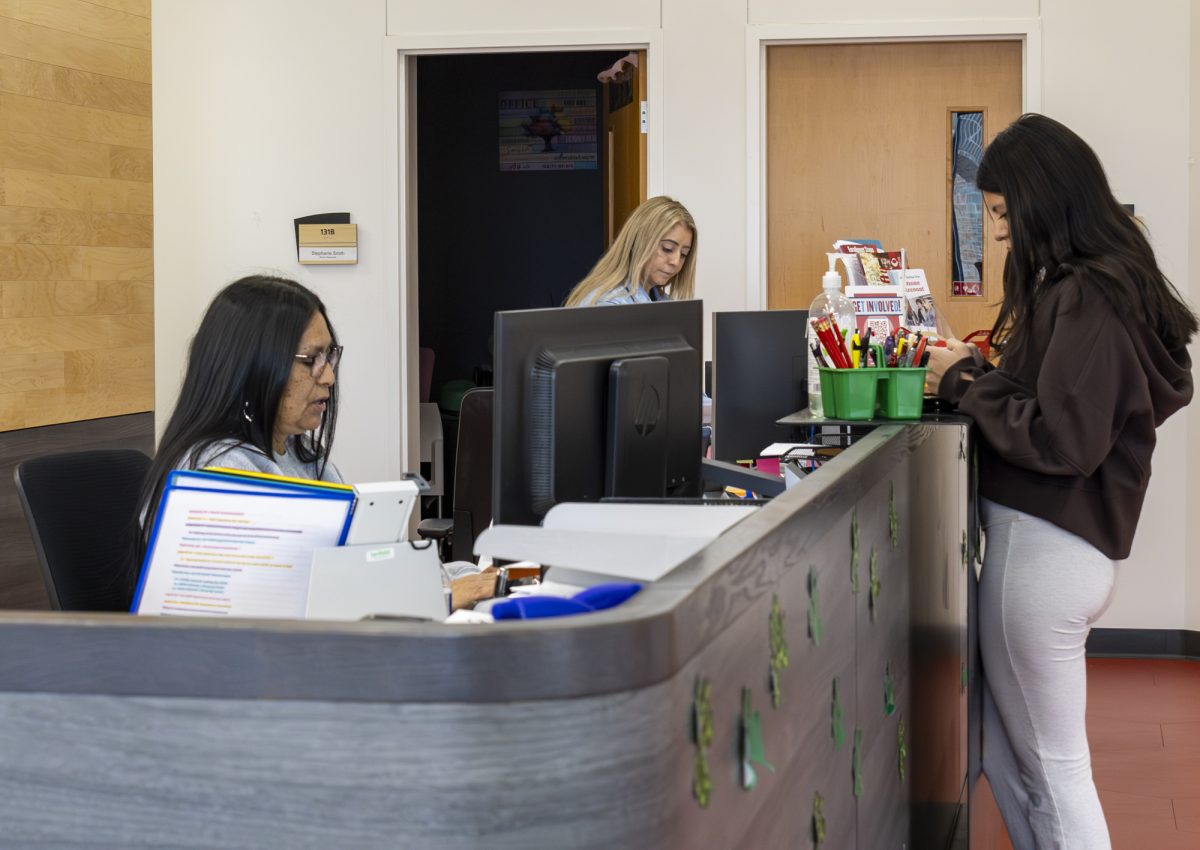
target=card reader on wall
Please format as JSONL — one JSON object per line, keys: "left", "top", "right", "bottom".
{"left": 345, "top": 478, "right": 426, "bottom": 545}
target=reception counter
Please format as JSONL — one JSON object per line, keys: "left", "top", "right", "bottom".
{"left": 0, "top": 422, "right": 974, "bottom": 849}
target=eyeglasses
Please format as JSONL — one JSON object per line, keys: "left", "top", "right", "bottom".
{"left": 294, "top": 345, "right": 343, "bottom": 377}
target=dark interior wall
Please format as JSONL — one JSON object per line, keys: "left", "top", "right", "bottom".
{"left": 416, "top": 51, "right": 624, "bottom": 402}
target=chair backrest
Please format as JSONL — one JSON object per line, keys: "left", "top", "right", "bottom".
{"left": 419, "top": 346, "right": 435, "bottom": 404}
{"left": 13, "top": 449, "right": 152, "bottom": 611}
{"left": 450, "top": 387, "right": 493, "bottom": 562}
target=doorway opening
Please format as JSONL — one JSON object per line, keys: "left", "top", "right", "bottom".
{"left": 413, "top": 50, "right": 647, "bottom": 520}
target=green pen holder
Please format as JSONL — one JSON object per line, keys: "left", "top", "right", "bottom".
{"left": 818, "top": 365, "right": 927, "bottom": 420}
{"left": 818, "top": 367, "right": 884, "bottom": 420}
{"left": 880, "top": 367, "right": 927, "bottom": 419}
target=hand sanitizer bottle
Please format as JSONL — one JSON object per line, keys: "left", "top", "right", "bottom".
{"left": 806, "top": 254, "right": 857, "bottom": 417}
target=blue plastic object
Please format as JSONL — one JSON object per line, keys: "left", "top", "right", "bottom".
{"left": 491, "top": 582, "right": 642, "bottom": 621}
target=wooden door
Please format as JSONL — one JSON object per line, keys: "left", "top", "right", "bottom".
{"left": 766, "top": 42, "right": 1022, "bottom": 339}
{"left": 601, "top": 50, "right": 647, "bottom": 246}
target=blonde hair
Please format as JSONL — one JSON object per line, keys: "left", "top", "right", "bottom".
{"left": 564, "top": 196, "right": 698, "bottom": 306}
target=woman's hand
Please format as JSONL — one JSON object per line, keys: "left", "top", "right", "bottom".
{"left": 924, "top": 338, "right": 974, "bottom": 395}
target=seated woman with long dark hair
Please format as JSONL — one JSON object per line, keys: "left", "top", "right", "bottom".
{"left": 137, "top": 275, "right": 343, "bottom": 566}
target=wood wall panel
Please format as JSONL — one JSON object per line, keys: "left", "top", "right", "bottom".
{"left": 0, "top": 244, "right": 152, "bottom": 280}
{"left": 0, "top": 206, "right": 152, "bottom": 247}
{"left": 0, "top": 129, "right": 112, "bottom": 178}
{"left": 107, "top": 143, "right": 150, "bottom": 180}
{"left": 2, "top": 168, "right": 152, "bottom": 213}
{"left": 0, "top": 243, "right": 82, "bottom": 278}
{"left": 0, "top": 313, "right": 152, "bottom": 354}
{"left": 0, "top": 5, "right": 152, "bottom": 433}
{"left": 0, "top": 351, "right": 65, "bottom": 392}
{"left": 0, "top": 92, "right": 151, "bottom": 148}
{"left": 88, "top": 0, "right": 149, "bottom": 17}
{"left": 1, "top": 280, "right": 152, "bottom": 318}
{"left": 0, "top": 17, "right": 149, "bottom": 82}
{"left": 0, "top": 130, "right": 152, "bottom": 184}
{"left": 0, "top": 0, "right": 151, "bottom": 51}
{"left": 0, "top": 382, "right": 153, "bottom": 429}
{"left": 79, "top": 244, "right": 152, "bottom": 278}
{"left": 0, "top": 53, "right": 151, "bottom": 114}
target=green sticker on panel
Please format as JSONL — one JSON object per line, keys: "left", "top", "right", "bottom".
{"left": 740, "top": 686, "right": 774, "bottom": 790}
{"left": 961, "top": 530, "right": 968, "bottom": 568}
{"left": 692, "top": 748, "right": 712, "bottom": 809}
{"left": 868, "top": 547, "right": 880, "bottom": 621}
{"left": 691, "top": 676, "right": 715, "bottom": 808}
{"left": 889, "top": 482, "right": 899, "bottom": 551}
{"left": 831, "top": 678, "right": 845, "bottom": 751}
{"left": 884, "top": 662, "right": 895, "bottom": 716}
{"left": 850, "top": 510, "right": 861, "bottom": 594}
{"left": 807, "top": 567, "right": 822, "bottom": 646}
{"left": 768, "top": 594, "right": 789, "bottom": 709}
{"left": 898, "top": 716, "right": 908, "bottom": 782}
{"left": 852, "top": 728, "right": 864, "bottom": 798}
{"left": 812, "top": 791, "right": 827, "bottom": 846}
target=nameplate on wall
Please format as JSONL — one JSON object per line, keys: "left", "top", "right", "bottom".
{"left": 298, "top": 223, "right": 358, "bottom": 265}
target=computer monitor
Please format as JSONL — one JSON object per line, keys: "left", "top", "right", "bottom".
{"left": 494, "top": 300, "right": 703, "bottom": 526}
{"left": 711, "top": 309, "right": 809, "bottom": 463}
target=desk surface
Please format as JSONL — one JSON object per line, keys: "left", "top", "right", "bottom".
{"left": 777, "top": 406, "right": 971, "bottom": 427}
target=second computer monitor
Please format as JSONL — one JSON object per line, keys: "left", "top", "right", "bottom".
{"left": 711, "top": 309, "right": 809, "bottom": 463}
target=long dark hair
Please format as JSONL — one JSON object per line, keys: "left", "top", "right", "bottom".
{"left": 976, "top": 113, "right": 1197, "bottom": 356}
{"left": 135, "top": 275, "right": 339, "bottom": 564}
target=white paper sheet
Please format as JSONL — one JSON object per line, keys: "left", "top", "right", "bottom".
{"left": 134, "top": 487, "right": 351, "bottom": 619}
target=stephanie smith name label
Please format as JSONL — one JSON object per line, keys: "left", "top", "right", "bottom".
{"left": 298, "top": 223, "right": 358, "bottom": 265}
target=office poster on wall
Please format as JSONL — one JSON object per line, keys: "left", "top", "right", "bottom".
{"left": 499, "top": 89, "right": 598, "bottom": 171}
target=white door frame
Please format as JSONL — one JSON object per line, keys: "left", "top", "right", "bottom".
{"left": 744, "top": 19, "right": 1042, "bottom": 311}
{"left": 381, "top": 30, "right": 664, "bottom": 477}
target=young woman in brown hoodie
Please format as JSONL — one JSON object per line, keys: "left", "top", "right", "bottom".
{"left": 926, "top": 113, "right": 1195, "bottom": 850}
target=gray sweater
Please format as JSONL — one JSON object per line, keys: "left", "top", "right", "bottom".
{"left": 140, "top": 439, "right": 342, "bottom": 530}
{"left": 184, "top": 438, "right": 344, "bottom": 484}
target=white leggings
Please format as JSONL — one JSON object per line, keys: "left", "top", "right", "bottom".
{"left": 979, "top": 498, "right": 1119, "bottom": 850}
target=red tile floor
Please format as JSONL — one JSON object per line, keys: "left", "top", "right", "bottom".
{"left": 982, "top": 658, "right": 1200, "bottom": 849}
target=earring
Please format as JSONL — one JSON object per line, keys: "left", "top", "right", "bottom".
{"left": 242, "top": 401, "right": 253, "bottom": 423}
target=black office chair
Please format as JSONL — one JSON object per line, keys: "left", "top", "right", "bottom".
{"left": 417, "top": 387, "right": 493, "bottom": 562}
{"left": 13, "top": 449, "right": 152, "bottom": 611}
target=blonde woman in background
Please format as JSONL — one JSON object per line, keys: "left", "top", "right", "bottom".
{"left": 564, "top": 195, "right": 697, "bottom": 306}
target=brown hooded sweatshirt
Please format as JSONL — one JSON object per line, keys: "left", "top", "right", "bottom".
{"left": 938, "top": 274, "right": 1193, "bottom": 560}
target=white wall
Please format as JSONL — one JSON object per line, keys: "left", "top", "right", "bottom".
{"left": 1041, "top": 0, "right": 1193, "bottom": 629}
{"left": 152, "top": 0, "right": 394, "bottom": 484}
{"left": 661, "top": 0, "right": 748, "bottom": 320}
{"left": 154, "top": 0, "right": 1197, "bottom": 629}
